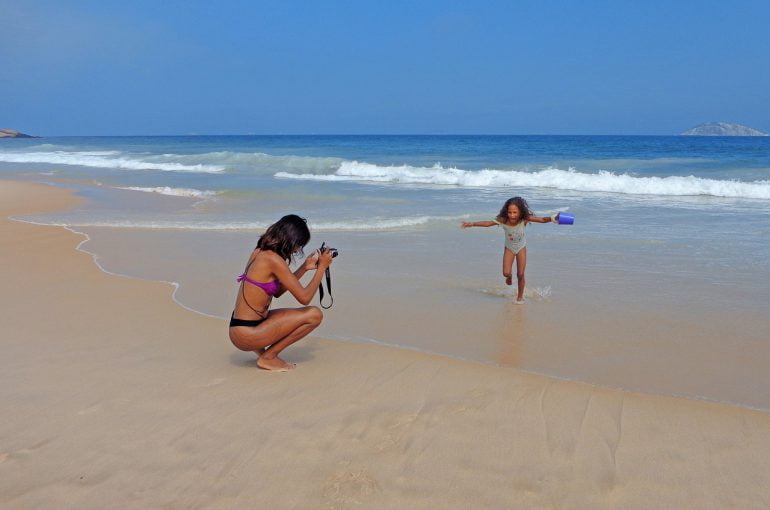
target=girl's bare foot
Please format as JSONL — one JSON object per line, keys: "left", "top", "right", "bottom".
{"left": 505, "top": 275, "right": 513, "bottom": 285}
{"left": 257, "top": 356, "right": 296, "bottom": 371}
{"left": 515, "top": 298, "right": 525, "bottom": 305}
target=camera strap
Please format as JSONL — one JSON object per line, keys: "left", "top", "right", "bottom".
{"left": 318, "top": 267, "right": 333, "bottom": 309}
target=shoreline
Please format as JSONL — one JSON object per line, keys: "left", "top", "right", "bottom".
{"left": 21, "top": 193, "right": 770, "bottom": 411}
{"left": 14, "top": 215, "right": 770, "bottom": 414}
{"left": 9, "top": 180, "right": 770, "bottom": 412}
{"left": 2, "top": 179, "right": 770, "bottom": 508}
{"left": 11, "top": 216, "right": 227, "bottom": 322}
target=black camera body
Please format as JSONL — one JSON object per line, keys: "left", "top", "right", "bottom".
{"left": 320, "top": 242, "right": 339, "bottom": 258}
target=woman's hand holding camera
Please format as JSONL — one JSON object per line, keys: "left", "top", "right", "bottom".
{"left": 303, "top": 250, "right": 320, "bottom": 270}
{"left": 303, "top": 245, "right": 336, "bottom": 272}
{"left": 318, "top": 248, "right": 335, "bottom": 269}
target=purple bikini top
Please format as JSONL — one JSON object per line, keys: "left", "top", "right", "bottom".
{"left": 237, "top": 273, "right": 281, "bottom": 297}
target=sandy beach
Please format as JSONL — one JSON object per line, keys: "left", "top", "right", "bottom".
{"left": 2, "top": 180, "right": 770, "bottom": 509}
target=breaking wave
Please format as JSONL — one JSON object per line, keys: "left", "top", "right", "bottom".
{"left": 0, "top": 147, "right": 340, "bottom": 174}
{"left": 0, "top": 150, "right": 225, "bottom": 173}
{"left": 116, "top": 186, "right": 219, "bottom": 198}
{"left": 276, "top": 161, "right": 770, "bottom": 199}
{"left": 4, "top": 145, "right": 769, "bottom": 199}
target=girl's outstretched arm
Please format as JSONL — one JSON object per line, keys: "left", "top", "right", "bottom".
{"left": 527, "top": 215, "right": 554, "bottom": 224}
{"left": 461, "top": 220, "right": 497, "bottom": 228}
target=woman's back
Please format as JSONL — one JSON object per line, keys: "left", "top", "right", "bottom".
{"left": 234, "top": 249, "right": 279, "bottom": 320}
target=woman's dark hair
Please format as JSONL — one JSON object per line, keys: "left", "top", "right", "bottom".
{"left": 496, "top": 197, "right": 532, "bottom": 224}
{"left": 256, "top": 214, "right": 311, "bottom": 262}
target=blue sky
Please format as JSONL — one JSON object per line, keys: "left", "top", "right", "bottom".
{"left": 2, "top": 1, "right": 769, "bottom": 135}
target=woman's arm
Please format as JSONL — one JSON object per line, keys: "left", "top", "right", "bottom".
{"left": 270, "top": 250, "right": 333, "bottom": 305}
{"left": 461, "top": 220, "right": 498, "bottom": 228}
{"left": 273, "top": 250, "right": 319, "bottom": 298}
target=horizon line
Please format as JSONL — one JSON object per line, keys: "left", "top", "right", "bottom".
{"left": 9, "top": 132, "right": 759, "bottom": 138}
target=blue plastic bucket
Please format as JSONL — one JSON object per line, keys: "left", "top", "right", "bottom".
{"left": 557, "top": 212, "right": 575, "bottom": 225}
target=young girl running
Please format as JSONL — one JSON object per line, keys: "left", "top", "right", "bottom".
{"left": 461, "top": 197, "right": 557, "bottom": 304}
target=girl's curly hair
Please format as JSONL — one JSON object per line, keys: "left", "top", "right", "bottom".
{"left": 496, "top": 197, "right": 531, "bottom": 224}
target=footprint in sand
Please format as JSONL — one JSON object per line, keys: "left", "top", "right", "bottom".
{"left": 372, "top": 414, "right": 417, "bottom": 452}
{"left": 15, "top": 439, "right": 53, "bottom": 456}
{"left": 78, "top": 404, "right": 101, "bottom": 415}
{"left": 323, "top": 469, "right": 381, "bottom": 509}
{"left": 450, "top": 388, "right": 495, "bottom": 414}
{"left": 193, "top": 377, "right": 226, "bottom": 388}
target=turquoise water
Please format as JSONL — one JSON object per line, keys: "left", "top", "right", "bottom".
{"left": 2, "top": 134, "right": 769, "bottom": 265}
{"left": 2, "top": 135, "right": 769, "bottom": 408}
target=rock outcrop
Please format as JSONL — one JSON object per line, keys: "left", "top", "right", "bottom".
{"left": 0, "top": 129, "right": 36, "bottom": 138}
{"left": 681, "top": 122, "right": 767, "bottom": 136}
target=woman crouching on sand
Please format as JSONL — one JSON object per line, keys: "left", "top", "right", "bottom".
{"left": 229, "top": 214, "right": 334, "bottom": 371}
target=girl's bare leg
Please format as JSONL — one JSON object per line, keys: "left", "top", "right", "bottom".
{"left": 515, "top": 247, "right": 527, "bottom": 302}
{"left": 502, "top": 248, "right": 514, "bottom": 285}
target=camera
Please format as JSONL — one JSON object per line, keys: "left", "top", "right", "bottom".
{"left": 320, "top": 242, "right": 339, "bottom": 258}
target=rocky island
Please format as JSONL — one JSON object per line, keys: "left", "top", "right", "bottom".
{"left": 681, "top": 122, "right": 767, "bottom": 136}
{"left": 0, "top": 129, "right": 37, "bottom": 138}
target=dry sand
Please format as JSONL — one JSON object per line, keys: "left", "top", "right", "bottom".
{"left": 1, "top": 180, "right": 769, "bottom": 509}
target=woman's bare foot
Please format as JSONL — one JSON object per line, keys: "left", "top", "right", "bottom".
{"left": 505, "top": 275, "right": 513, "bottom": 286}
{"left": 257, "top": 356, "right": 296, "bottom": 371}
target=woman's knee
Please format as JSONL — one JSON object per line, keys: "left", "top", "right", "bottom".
{"left": 304, "top": 306, "right": 324, "bottom": 326}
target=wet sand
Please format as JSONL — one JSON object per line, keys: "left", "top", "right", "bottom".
{"left": 2, "top": 180, "right": 770, "bottom": 509}
{"left": 65, "top": 222, "right": 770, "bottom": 410}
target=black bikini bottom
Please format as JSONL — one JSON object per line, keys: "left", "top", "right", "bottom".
{"left": 229, "top": 313, "right": 266, "bottom": 328}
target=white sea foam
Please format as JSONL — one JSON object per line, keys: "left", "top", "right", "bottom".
{"left": 7, "top": 146, "right": 769, "bottom": 199}
{"left": 163, "top": 151, "right": 341, "bottom": 171}
{"left": 116, "top": 186, "right": 219, "bottom": 198}
{"left": 477, "top": 285, "right": 552, "bottom": 301}
{"left": 25, "top": 214, "right": 465, "bottom": 231}
{"left": 310, "top": 215, "right": 467, "bottom": 231}
{"left": 0, "top": 147, "right": 344, "bottom": 175}
{"left": 0, "top": 151, "right": 225, "bottom": 173}
{"left": 276, "top": 161, "right": 770, "bottom": 199}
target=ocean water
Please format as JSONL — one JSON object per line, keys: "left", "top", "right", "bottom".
{"left": 2, "top": 135, "right": 770, "bottom": 408}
